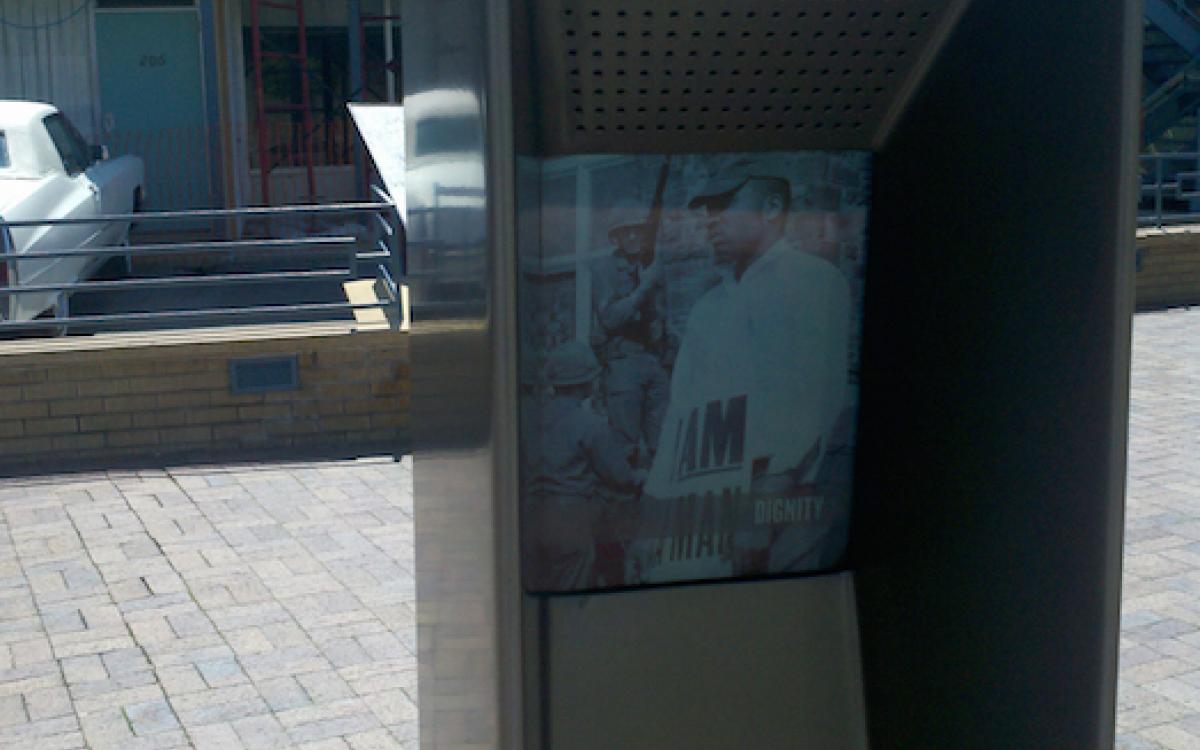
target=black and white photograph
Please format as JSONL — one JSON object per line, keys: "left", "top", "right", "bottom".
{"left": 519, "top": 151, "right": 871, "bottom": 593}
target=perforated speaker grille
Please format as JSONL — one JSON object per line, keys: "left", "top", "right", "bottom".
{"left": 523, "top": 0, "right": 964, "bottom": 154}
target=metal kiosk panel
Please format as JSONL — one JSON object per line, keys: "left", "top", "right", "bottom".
{"left": 405, "top": 0, "right": 1140, "bottom": 748}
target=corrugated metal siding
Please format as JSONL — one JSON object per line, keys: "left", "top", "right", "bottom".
{"left": 0, "top": 0, "right": 98, "bottom": 140}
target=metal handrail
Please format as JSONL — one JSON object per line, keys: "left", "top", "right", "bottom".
{"left": 0, "top": 236, "right": 354, "bottom": 261}
{"left": 0, "top": 302, "right": 393, "bottom": 333}
{"left": 0, "top": 199, "right": 406, "bottom": 334}
{"left": 0, "top": 269, "right": 352, "bottom": 297}
{"left": 1138, "top": 152, "right": 1200, "bottom": 228}
{"left": 0, "top": 201, "right": 393, "bottom": 228}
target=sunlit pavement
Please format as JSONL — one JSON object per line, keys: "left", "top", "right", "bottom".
{"left": 1119, "top": 308, "right": 1200, "bottom": 749}
{"left": 0, "top": 455, "right": 415, "bottom": 749}
{"left": 0, "top": 308, "right": 1197, "bottom": 748}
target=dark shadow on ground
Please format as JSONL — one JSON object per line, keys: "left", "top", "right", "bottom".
{"left": 0, "top": 441, "right": 410, "bottom": 480}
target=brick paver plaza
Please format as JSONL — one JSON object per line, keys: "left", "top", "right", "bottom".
{"left": 1119, "top": 308, "right": 1200, "bottom": 749}
{"left": 0, "top": 455, "right": 415, "bottom": 749}
{"left": 1, "top": 308, "right": 1200, "bottom": 748}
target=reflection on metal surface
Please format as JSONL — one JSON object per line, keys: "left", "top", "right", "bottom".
{"left": 403, "top": 86, "right": 488, "bottom": 315}
{"left": 405, "top": 0, "right": 509, "bottom": 748}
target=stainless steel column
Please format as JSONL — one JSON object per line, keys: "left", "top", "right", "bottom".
{"left": 405, "top": 0, "right": 522, "bottom": 748}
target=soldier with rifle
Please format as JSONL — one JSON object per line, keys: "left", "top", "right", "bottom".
{"left": 590, "top": 160, "right": 673, "bottom": 466}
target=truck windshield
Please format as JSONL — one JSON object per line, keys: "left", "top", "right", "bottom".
{"left": 0, "top": 132, "right": 9, "bottom": 168}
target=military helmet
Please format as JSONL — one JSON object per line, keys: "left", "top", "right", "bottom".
{"left": 543, "top": 341, "right": 601, "bottom": 386}
{"left": 606, "top": 197, "right": 651, "bottom": 247}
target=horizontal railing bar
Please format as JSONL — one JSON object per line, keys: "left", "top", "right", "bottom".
{"left": 1138, "top": 213, "right": 1200, "bottom": 223}
{"left": 0, "top": 202, "right": 394, "bottom": 228}
{"left": 402, "top": 269, "right": 487, "bottom": 280}
{"left": 0, "top": 270, "right": 349, "bottom": 296}
{"left": 0, "top": 301, "right": 389, "bottom": 331}
{"left": 0, "top": 236, "right": 357, "bottom": 262}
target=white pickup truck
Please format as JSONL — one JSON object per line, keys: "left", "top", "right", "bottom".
{"left": 0, "top": 100, "right": 144, "bottom": 322}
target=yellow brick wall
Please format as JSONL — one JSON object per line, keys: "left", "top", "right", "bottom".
{"left": 1137, "top": 229, "right": 1200, "bottom": 310}
{"left": 0, "top": 324, "right": 409, "bottom": 471}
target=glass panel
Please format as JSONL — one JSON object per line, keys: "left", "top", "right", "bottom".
{"left": 42, "top": 115, "right": 89, "bottom": 174}
{"left": 0, "top": 132, "right": 9, "bottom": 169}
{"left": 518, "top": 151, "right": 872, "bottom": 593}
{"left": 59, "top": 114, "right": 94, "bottom": 167}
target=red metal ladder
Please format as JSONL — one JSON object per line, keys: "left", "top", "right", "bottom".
{"left": 249, "top": 0, "right": 317, "bottom": 205}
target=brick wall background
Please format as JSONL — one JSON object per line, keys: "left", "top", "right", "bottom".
{"left": 0, "top": 323, "right": 409, "bottom": 472}
{"left": 1137, "top": 227, "right": 1200, "bottom": 310}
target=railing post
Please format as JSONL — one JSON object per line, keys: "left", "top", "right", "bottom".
{"left": 379, "top": 201, "right": 405, "bottom": 327}
{"left": 1156, "top": 156, "right": 1165, "bottom": 229}
{"left": 0, "top": 221, "right": 13, "bottom": 321}
{"left": 53, "top": 291, "right": 69, "bottom": 329}
{"left": 348, "top": 0, "right": 366, "bottom": 200}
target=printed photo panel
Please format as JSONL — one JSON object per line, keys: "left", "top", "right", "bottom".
{"left": 518, "top": 152, "right": 871, "bottom": 593}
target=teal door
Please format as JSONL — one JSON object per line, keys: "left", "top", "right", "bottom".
{"left": 96, "top": 9, "right": 210, "bottom": 209}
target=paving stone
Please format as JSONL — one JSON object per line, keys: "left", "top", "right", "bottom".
{"left": 166, "top": 611, "right": 213, "bottom": 638}
{"left": 77, "top": 706, "right": 135, "bottom": 748}
{"left": 196, "top": 657, "right": 249, "bottom": 688}
{"left": 124, "top": 698, "right": 181, "bottom": 736}
{"left": 101, "top": 647, "right": 152, "bottom": 677}
{"left": 156, "top": 664, "right": 208, "bottom": 697}
{"left": 346, "top": 727, "right": 404, "bottom": 750}
{"left": 257, "top": 675, "right": 313, "bottom": 712}
{"left": 12, "top": 638, "right": 55, "bottom": 667}
{"left": 68, "top": 669, "right": 160, "bottom": 702}
{"left": 0, "top": 715, "right": 82, "bottom": 749}
{"left": 286, "top": 702, "right": 382, "bottom": 745}
{"left": 362, "top": 689, "right": 417, "bottom": 726}
{"left": 171, "top": 685, "right": 270, "bottom": 727}
{"left": 0, "top": 692, "right": 28, "bottom": 726}
{"left": 320, "top": 638, "right": 374, "bottom": 669}
{"left": 72, "top": 683, "right": 164, "bottom": 715}
{"left": 232, "top": 713, "right": 291, "bottom": 749}
{"left": 296, "top": 738, "right": 352, "bottom": 750}
{"left": 25, "top": 686, "right": 72, "bottom": 721}
{"left": 225, "top": 627, "right": 273, "bottom": 657}
{"left": 298, "top": 670, "right": 355, "bottom": 703}
{"left": 187, "top": 721, "right": 245, "bottom": 750}
{"left": 59, "top": 655, "right": 106, "bottom": 685}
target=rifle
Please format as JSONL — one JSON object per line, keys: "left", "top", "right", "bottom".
{"left": 641, "top": 158, "right": 671, "bottom": 268}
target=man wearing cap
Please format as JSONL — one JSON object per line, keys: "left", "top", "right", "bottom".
{"left": 629, "top": 159, "right": 852, "bottom": 585}
{"left": 522, "top": 341, "right": 644, "bottom": 591}
{"left": 591, "top": 198, "right": 670, "bottom": 466}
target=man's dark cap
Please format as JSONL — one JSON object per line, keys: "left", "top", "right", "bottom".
{"left": 687, "top": 159, "right": 785, "bottom": 210}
